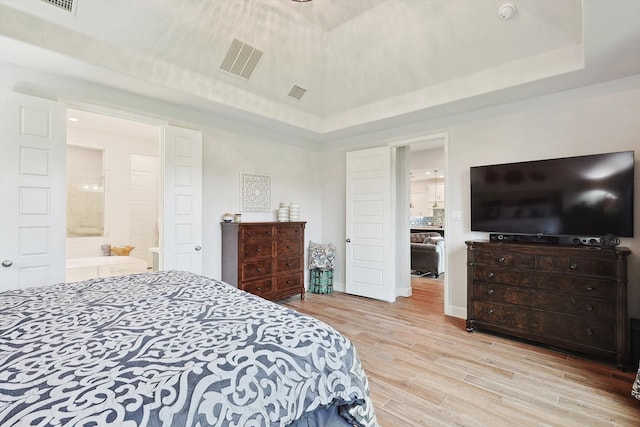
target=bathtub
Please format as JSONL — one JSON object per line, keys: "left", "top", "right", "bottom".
{"left": 66, "top": 256, "right": 149, "bottom": 282}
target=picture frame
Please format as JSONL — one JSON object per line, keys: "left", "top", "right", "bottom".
{"left": 240, "top": 173, "right": 271, "bottom": 211}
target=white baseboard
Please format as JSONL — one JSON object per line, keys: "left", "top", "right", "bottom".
{"left": 396, "top": 286, "right": 412, "bottom": 298}
{"left": 445, "top": 304, "right": 467, "bottom": 319}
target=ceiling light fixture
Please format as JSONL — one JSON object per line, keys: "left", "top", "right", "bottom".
{"left": 291, "top": 0, "right": 312, "bottom": 2}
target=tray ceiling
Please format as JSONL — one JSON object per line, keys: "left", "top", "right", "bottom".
{"left": 1, "top": 0, "right": 639, "bottom": 139}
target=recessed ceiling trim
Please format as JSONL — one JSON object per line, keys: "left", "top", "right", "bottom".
{"left": 220, "top": 39, "right": 263, "bottom": 80}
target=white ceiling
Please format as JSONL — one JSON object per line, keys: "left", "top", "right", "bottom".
{"left": 1, "top": 0, "right": 639, "bottom": 140}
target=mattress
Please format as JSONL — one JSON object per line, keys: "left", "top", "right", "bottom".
{"left": 0, "top": 270, "right": 376, "bottom": 426}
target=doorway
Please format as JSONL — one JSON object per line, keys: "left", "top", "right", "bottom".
{"left": 65, "top": 108, "right": 162, "bottom": 282}
{"left": 391, "top": 133, "right": 448, "bottom": 308}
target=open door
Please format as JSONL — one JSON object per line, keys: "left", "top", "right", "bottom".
{"left": 0, "top": 90, "right": 66, "bottom": 291}
{"left": 162, "top": 125, "right": 202, "bottom": 274}
{"left": 345, "top": 147, "right": 395, "bottom": 302}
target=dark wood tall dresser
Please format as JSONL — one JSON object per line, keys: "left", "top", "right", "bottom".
{"left": 221, "top": 222, "right": 306, "bottom": 301}
{"left": 466, "top": 240, "right": 631, "bottom": 369}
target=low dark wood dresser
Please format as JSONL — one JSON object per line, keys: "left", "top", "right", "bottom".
{"left": 466, "top": 240, "right": 631, "bottom": 369}
{"left": 222, "top": 221, "right": 306, "bottom": 301}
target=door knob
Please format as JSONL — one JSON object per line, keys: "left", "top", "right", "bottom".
{"left": 346, "top": 238, "right": 351, "bottom": 243}
{"left": 195, "top": 245, "right": 202, "bottom": 251}
{"left": 1, "top": 260, "right": 13, "bottom": 267}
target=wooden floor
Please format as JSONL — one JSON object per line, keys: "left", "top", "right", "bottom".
{"left": 282, "top": 276, "right": 640, "bottom": 426}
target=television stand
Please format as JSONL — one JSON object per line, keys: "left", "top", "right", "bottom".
{"left": 466, "top": 240, "right": 631, "bottom": 369}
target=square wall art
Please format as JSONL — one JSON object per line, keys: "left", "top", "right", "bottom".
{"left": 240, "top": 173, "right": 271, "bottom": 211}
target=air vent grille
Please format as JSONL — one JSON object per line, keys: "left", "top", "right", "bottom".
{"left": 220, "top": 39, "right": 263, "bottom": 80}
{"left": 40, "top": 0, "right": 74, "bottom": 12}
{"left": 288, "top": 85, "right": 307, "bottom": 100}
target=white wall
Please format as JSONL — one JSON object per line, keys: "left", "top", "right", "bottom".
{"left": 322, "top": 74, "right": 640, "bottom": 318}
{"left": 200, "top": 125, "right": 323, "bottom": 280}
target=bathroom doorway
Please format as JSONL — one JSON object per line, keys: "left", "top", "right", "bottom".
{"left": 65, "top": 108, "right": 162, "bottom": 282}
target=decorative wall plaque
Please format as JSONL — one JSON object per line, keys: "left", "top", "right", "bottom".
{"left": 240, "top": 173, "right": 271, "bottom": 211}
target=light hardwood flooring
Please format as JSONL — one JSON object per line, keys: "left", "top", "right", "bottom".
{"left": 282, "top": 276, "right": 640, "bottom": 426}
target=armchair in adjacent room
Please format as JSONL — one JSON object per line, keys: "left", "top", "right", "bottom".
{"left": 410, "top": 232, "right": 445, "bottom": 277}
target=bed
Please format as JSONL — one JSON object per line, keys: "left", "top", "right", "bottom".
{"left": 0, "top": 270, "right": 376, "bottom": 426}
{"left": 633, "top": 367, "right": 640, "bottom": 401}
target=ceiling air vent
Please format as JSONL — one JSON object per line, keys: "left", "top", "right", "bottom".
{"left": 288, "top": 85, "right": 307, "bottom": 101}
{"left": 40, "top": 0, "right": 75, "bottom": 13}
{"left": 220, "top": 39, "right": 263, "bottom": 80}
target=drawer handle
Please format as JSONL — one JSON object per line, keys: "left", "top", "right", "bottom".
{"left": 246, "top": 232, "right": 252, "bottom": 236}
{"left": 585, "top": 286, "right": 594, "bottom": 292}
{"left": 487, "top": 289, "right": 495, "bottom": 295}
{"left": 570, "top": 263, "right": 578, "bottom": 270}
{"left": 585, "top": 305, "right": 593, "bottom": 311}
{"left": 487, "top": 272, "right": 495, "bottom": 279}
{"left": 487, "top": 309, "right": 494, "bottom": 315}
{"left": 585, "top": 328, "right": 593, "bottom": 336}
{"left": 287, "top": 280, "right": 293, "bottom": 284}
{"left": 498, "top": 257, "right": 506, "bottom": 264}
{"left": 287, "top": 245, "right": 291, "bottom": 249}
{"left": 286, "top": 262, "right": 292, "bottom": 267}
{"left": 256, "top": 248, "right": 262, "bottom": 253}
{"left": 256, "top": 287, "right": 261, "bottom": 291}
{"left": 256, "top": 267, "right": 262, "bottom": 272}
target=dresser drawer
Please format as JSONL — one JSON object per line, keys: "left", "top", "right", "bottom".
{"left": 240, "top": 259, "right": 273, "bottom": 281}
{"left": 277, "top": 256, "right": 302, "bottom": 273}
{"left": 241, "top": 225, "right": 274, "bottom": 242}
{"left": 473, "top": 282, "right": 615, "bottom": 321}
{"left": 537, "top": 255, "right": 615, "bottom": 278}
{"left": 277, "top": 225, "right": 303, "bottom": 239}
{"left": 241, "top": 278, "right": 273, "bottom": 297}
{"left": 472, "top": 266, "right": 536, "bottom": 287}
{"left": 277, "top": 239, "right": 301, "bottom": 257}
{"left": 536, "top": 275, "right": 615, "bottom": 299}
{"left": 241, "top": 241, "right": 273, "bottom": 259}
{"left": 473, "top": 250, "right": 535, "bottom": 269}
{"left": 473, "top": 301, "right": 615, "bottom": 351}
{"left": 277, "top": 273, "right": 303, "bottom": 293}
{"left": 472, "top": 266, "right": 616, "bottom": 299}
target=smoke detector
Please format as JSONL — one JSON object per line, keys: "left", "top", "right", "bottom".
{"left": 498, "top": 4, "right": 517, "bottom": 20}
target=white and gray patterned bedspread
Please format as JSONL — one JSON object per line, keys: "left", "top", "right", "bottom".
{"left": 633, "top": 367, "right": 640, "bottom": 401}
{"left": 0, "top": 271, "right": 376, "bottom": 426}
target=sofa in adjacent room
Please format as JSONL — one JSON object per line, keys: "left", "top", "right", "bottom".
{"left": 410, "top": 232, "right": 445, "bottom": 277}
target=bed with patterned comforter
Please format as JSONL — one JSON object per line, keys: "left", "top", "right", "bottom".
{"left": 633, "top": 367, "right": 640, "bottom": 401}
{"left": 0, "top": 270, "right": 376, "bottom": 426}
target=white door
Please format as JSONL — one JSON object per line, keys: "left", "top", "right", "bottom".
{"left": 130, "top": 154, "right": 159, "bottom": 268}
{"left": 345, "top": 147, "right": 395, "bottom": 302}
{"left": 0, "top": 90, "right": 66, "bottom": 291}
{"left": 162, "top": 125, "right": 202, "bottom": 273}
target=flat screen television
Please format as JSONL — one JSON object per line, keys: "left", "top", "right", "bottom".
{"left": 470, "top": 151, "right": 634, "bottom": 238}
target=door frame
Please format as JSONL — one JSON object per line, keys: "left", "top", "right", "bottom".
{"left": 62, "top": 99, "right": 166, "bottom": 265}
{"left": 389, "top": 132, "right": 450, "bottom": 310}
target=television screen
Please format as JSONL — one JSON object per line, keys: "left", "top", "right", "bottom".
{"left": 470, "top": 151, "right": 634, "bottom": 237}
